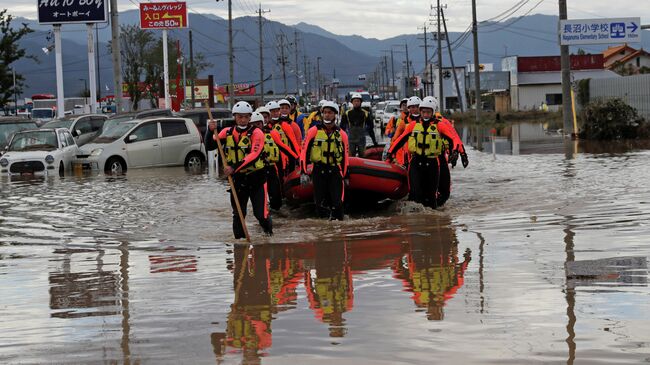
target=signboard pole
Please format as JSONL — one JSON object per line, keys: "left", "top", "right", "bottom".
{"left": 54, "top": 25, "right": 65, "bottom": 118}
{"left": 163, "top": 29, "right": 171, "bottom": 110}
{"left": 87, "top": 24, "right": 98, "bottom": 114}
{"left": 559, "top": 0, "right": 573, "bottom": 136}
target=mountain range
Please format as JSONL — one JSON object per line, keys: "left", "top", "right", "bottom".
{"left": 10, "top": 10, "right": 650, "bottom": 98}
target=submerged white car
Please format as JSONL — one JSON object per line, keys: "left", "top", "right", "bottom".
{"left": 76, "top": 117, "right": 205, "bottom": 173}
{"left": 0, "top": 128, "right": 79, "bottom": 176}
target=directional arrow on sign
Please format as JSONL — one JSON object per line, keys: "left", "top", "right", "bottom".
{"left": 627, "top": 22, "right": 638, "bottom": 32}
{"left": 162, "top": 12, "right": 183, "bottom": 25}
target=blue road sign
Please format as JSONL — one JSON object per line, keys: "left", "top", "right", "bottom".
{"left": 37, "top": 0, "right": 108, "bottom": 25}
{"left": 559, "top": 17, "right": 641, "bottom": 45}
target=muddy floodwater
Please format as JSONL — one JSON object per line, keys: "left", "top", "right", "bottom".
{"left": 1, "top": 138, "right": 650, "bottom": 364}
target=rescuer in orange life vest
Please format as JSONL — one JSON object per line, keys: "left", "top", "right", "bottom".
{"left": 422, "top": 96, "right": 469, "bottom": 207}
{"left": 252, "top": 108, "right": 299, "bottom": 211}
{"left": 386, "top": 97, "right": 443, "bottom": 209}
{"left": 300, "top": 101, "right": 350, "bottom": 220}
{"left": 390, "top": 96, "right": 422, "bottom": 166}
{"left": 266, "top": 100, "right": 301, "bottom": 178}
{"left": 216, "top": 101, "right": 272, "bottom": 238}
{"left": 384, "top": 98, "right": 409, "bottom": 139}
{"left": 278, "top": 98, "right": 303, "bottom": 172}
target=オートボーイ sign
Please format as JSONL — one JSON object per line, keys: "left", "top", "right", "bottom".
{"left": 37, "top": 0, "right": 108, "bottom": 24}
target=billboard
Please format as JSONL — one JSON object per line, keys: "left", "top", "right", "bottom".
{"left": 140, "top": 2, "right": 188, "bottom": 29}
{"left": 37, "top": 0, "right": 108, "bottom": 24}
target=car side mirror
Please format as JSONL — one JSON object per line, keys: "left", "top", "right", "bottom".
{"left": 128, "top": 134, "right": 138, "bottom": 142}
{"left": 75, "top": 129, "right": 82, "bottom": 137}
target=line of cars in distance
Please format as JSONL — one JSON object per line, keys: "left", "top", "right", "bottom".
{"left": 0, "top": 108, "right": 232, "bottom": 176}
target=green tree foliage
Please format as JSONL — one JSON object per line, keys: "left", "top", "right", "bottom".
{"left": 581, "top": 98, "right": 649, "bottom": 140}
{"left": 0, "top": 9, "right": 34, "bottom": 112}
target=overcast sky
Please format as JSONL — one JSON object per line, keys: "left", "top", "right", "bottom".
{"left": 7, "top": 0, "right": 650, "bottom": 39}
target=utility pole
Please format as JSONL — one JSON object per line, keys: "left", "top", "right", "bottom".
{"left": 293, "top": 30, "right": 300, "bottom": 96}
{"left": 189, "top": 30, "right": 195, "bottom": 107}
{"left": 441, "top": 7, "right": 464, "bottom": 112}
{"left": 12, "top": 68, "right": 17, "bottom": 111}
{"left": 559, "top": 0, "right": 573, "bottom": 136}
{"left": 316, "top": 56, "right": 322, "bottom": 100}
{"left": 405, "top": 42, "right": 411, "bottom": 97}
{"left": 257, "top": 5, "right": 270, "bottom": 104}
{"left": 96, "top": 24, "right": 101, "bottom": 101}
{"left": 277, "top": 34, "right": 288, "bottom": 94}
{"left": 303, "top": 55, "right": 309, "bottom": 96}
{"left": 418, "top": 24, "right": 429, "bottom": 98}
{"left": 472, "top": 0, "right": 481, "bottom": 122}
{"left": 228, "top": 0, "right": 235, "bottom": 108}
{"left": 109, "top": 0, "right": 123, "bottom": 113}
{"left": 383, "top": 55, "right": 390, "bottom": 100}
{"left": 435, "top": 1, "right": 444, "bottom": 110}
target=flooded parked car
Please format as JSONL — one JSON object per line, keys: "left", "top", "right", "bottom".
{"left": 0, "top": 117, "right": 39, "bottom": 156}
{"left": 41, "top": 114, "right": 108, "bottom": 146}
{"left": 76, "top": 117, "right": 205, "bottom": 173}
{"left": 101, "top": 109, "right": 173, "bottom": 133}
{"left": 0, "top": 128, "right": 78, "bottom": 176}
{"left": 175, "top": 108, "right": 231, "bottom": 136}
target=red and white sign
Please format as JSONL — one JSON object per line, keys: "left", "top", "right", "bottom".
{"left": 140, "top": 2, "right": 188, "bottom": 29}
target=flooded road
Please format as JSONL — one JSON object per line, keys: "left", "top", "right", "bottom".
{"left": 2, "top": 139, "right": 650, "bottom": 364}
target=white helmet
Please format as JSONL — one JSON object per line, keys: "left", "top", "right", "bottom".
{"left": 406, "top": 96, "right": 421, "bottom": 107}
{"left": 255, "top": 106, "right": 270, "bottom": 115}
{"left": 278, "top": 99, "right": 291, "bottom": 107}
{"left": 266, "top": 101, "right": 280, "bottom": 110}
{"left": 250, "top": 111, "right": 264, "bottom": 124}
{"left": 318, "top": 99, "right": 327, "bottom": 108}
{"left": 419, "top": 98, "right": 437, "bottom": 111}
{"left": 350, "top": 93, "right": 363, "bottom": 102}
{"left": 232, "top": 101, "right": 253, "bottom": 115}
{"left": 321, "top": 101, "right": 339, "bottom": 114}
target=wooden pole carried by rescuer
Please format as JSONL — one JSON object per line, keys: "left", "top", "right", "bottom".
{"left": 206, "top": 105, "right": 251, "bottom": 243}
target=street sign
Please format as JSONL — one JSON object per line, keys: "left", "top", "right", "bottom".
{"left": 37, "top": 0, "right": 108, "bottom": 25}
{"left": 140, "top": 2, "right": 188, "bottom": 29}
{"left": 560, "top": 18, "right": 641, "bottom": 45}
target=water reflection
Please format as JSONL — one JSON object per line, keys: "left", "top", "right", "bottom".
{"left": 49, "top": 248, "right": 120, "bottom": 319}
{"left": 216, "top": 216, "right": 471, "bottom": 361}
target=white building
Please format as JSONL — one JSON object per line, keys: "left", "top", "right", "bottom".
{"left": 502, "top": 55, "right": 619, "bottom": 111}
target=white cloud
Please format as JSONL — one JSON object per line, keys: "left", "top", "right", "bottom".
{"left": 6, "top": 0, "right": 650, "bottom": 39}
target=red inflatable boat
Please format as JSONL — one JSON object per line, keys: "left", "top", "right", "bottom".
{"left": 284, "top": 157, "right": 408, "bottom": 204}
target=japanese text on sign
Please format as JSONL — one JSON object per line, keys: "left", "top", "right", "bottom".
{"left": 139, "top": 2, "right": 188, "bottom": 29}
{"left": 37, "top": 0, "right": 108, "bottom": 24}
{"left": 560, "top": 18, "right": 641, "bottom": 45}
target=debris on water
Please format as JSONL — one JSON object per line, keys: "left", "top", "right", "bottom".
{"left": 565, "top": 256, "right": 648, "bottom": 286}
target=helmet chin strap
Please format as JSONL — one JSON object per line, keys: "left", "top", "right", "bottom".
{"left": 236, "top": 124, "right": 248, "bottom": 130}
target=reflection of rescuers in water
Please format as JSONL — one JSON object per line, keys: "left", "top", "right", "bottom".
{"left": 340, "top": 93, "right": 377, "bottom": 156}
{"left": 265, "top": 100, "right": 302, "bottom": 178}
{"left": 277, "top": 99, "right": 303, "bottom": 172}
{"left": 386, "top": 97, "right": 444, "bottom": 209}
{"left": 225, "top": 245, "right": 274, "bottom": 358}
{"left": 251, "top": 109, "right": 299, "bottom": 211}
{"left": 422, "top": 96, "right": 469, "bottom": 207}
{"left": 395, "top": 228, "right": 471, "bottom": 321}
{"left": 300, "top": 101, "right": 350, "bottom": 220}
{"left": 304, "top": 242, "right": 354, "bottom": 338}
{"left": 216, "top": 102, "right": 273, "bottom": 239}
